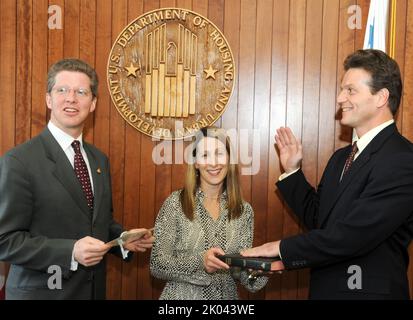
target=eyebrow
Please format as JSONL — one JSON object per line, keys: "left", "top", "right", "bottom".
{"left": 340, "top": 84, "right": 355, "bottom": 90}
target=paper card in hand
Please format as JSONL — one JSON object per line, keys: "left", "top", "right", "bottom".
{"left": 106, "top": 228, "right": 153, "bottom": 248}
{"left": 218, "top": 254, "right": 281, "bottom": 271}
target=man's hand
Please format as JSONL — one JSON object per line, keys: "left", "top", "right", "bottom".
{"left": 73, "top": 236, "right": 110, "bottom": 267}
{"left": 203, "top": 247, "right": 230, "bottom": 273}
{"left": 241, "top": 241, "right": 285, "bottom": 273}
{"left": 275, "top": 127, "right": 303, "bottom": 173}
{"left": 241, "top": 241, "right": 281, "bottom": 258}
{"left": 123, "top": 228, "right": 155, "bottom": 252}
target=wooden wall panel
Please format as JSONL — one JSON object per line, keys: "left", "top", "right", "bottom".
{"left": 266, "top": 0, "right": 289, "bottom": 301}
{"left": 238, "top": 0, "right": 256, "bottom": 204}
{"left": 16, "top": 0, "right": 33, "bottom": 145}
{"left": 222, "top": 0, "right": 240, "bottom": 130}
{"left": 64, "top": 0, "right": 80, "bottom": 58}
{"left": 106, "top": 0, "right": 127, "bottom": 300}
{"left": 80, "top": 0, "right": 96, "bottom": 143}
{"left": 0, "top": 0, "right": 16, "bottom": 153}
{"left": 1, "top": 0, "right": 413, "bottom": 300}
{"left": 403, "top": 1, "right": 413, "bottom": 140}
{"left": 31, "top": 0, "right": 48, "bottom": 137}
{"left": 403, "top": 0, "right": 413, "bottom": 299}
{"left": 281, "top": 0, "right": 306, "bottom": 300}
{"left": 299, "top": 0, "right": 323, "bottom": 300}
{"left": 250, "top": 0, "right": 273, "bottom": 301}
{"left": 94, "top": 0, "right": 111, "bottom": 155}
{"left": 122, "top": 0, "right": 144, "bottom": 301}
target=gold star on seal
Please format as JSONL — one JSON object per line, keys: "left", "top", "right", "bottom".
{"left": 125, "top": 62, "right": 139, "bottom": 78}
{"left": 204, "top": 65, "right": 218, "bottom": 79}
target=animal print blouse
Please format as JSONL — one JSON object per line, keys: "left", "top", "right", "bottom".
{"left": 150, "top": 189, "right": 268, "bottom": 300}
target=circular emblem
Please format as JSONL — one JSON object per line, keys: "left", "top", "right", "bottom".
{"left": 107, "top": 8, "right": 235, "bottom": 139}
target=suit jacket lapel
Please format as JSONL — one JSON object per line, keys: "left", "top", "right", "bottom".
{"left": 40, "top": 128, "right": 92, "bottom": 217}
{"left": 318, "top": 149, "right": 348, "bottom": 226}
{"left": 84, "top": 144, "right": 103, "bottom": 223}
{"left": 319, "top": 124, "right": 398, "bottom": 227}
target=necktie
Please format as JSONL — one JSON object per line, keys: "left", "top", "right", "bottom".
{"left": 342, "top": 141, "right": 358, "bottom": 177}
{"left": 71, "top": 140, "right": 94, "bottom": 211}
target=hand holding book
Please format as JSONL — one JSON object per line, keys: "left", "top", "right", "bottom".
{"left": 220, "top": 241, "right": 285, "bottom": 272}
{"left": 203, "top": 247, "right": 230, "bottom": 273}
{"left": 218, "top": 254, "right": 281, "bottom": 272}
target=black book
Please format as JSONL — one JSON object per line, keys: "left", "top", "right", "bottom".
{"left": 218, "top": 254, "right": 281, "bottom": 271}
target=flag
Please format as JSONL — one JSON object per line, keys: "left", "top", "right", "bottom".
{"left": 363, "top": 0, "right": 390, "bottom": 52}
{"left": 0, "top": 262, "right": 5, "bottom": 300}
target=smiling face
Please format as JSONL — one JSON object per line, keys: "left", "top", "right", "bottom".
{"left": 46, "top": 71, "right": 97, "bottom": 138}
{"left": 337, "top": 68, "right": 390, "bottom": 137}
{"left": 195, "top": 136, "right": 229, "bottom": 191}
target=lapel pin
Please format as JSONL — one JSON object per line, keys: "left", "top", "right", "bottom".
{"left": 97, "top": 168, "right": 102, "bottom": 174}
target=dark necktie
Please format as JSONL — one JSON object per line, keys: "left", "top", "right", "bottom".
{"left": 71, "top": 140, "right": 94, "bottom": 210}
{"left": 342, "top": 141, "right": 358, "bottom": 177}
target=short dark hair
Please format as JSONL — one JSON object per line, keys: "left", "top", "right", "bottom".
{"left": 343, "top": 49, "right": 402, "bottom": 115}
{"left": 47, "top": 58, "right": 99, "bottom": 98}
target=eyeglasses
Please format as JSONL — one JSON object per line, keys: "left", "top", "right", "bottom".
{"left": 52, "top": 86, "right": 91, "bottom": 98}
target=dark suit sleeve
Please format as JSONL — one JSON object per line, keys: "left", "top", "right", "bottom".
{"left": 0, "top": 154, "right": 75, "bottom": 272}
{"left": 276, "top": 169, "right": 321, "bottom": 230}
{"left": 278, "top": 152, "right": 413, "bottom": 270}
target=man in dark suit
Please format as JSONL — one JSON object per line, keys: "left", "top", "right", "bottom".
{"left": 0, "top": 59, "right": 154, "bottom": 299}
{"left": 242, "top": 49, "right": 413, "bottom": 299}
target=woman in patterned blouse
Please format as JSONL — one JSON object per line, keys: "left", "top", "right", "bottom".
{"left": 150, "top": 127, "right": 268, "bottom": 299}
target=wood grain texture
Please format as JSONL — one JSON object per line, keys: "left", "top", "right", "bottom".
{"left": 31, "top": 0, "right": 48, "bottom": 137}
{"left": 1, "top": 0, "right": 412, "bottom": 300}
{"left": 0, "top": 0, "right": 17, "bottom": 152}
{"left": 266, "top": 0, "right": 290, "bottom": 301}
{"left": 106, "top": 0, "right": 127, "bottom": 300}
{"left": 16, "top": 0, "right": 33, "bottom": 145}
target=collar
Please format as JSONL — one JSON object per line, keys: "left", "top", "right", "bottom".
{"left": 352, "top": 119, "right": 394, "bottom": 157}
{"left": 48, "top": 121, "right": 83, "bottom": 152}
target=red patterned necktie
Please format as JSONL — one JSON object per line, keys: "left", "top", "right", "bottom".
{"left": 342, "top": 141, "right": 358, "bottom": 177}
{"left": 72, "top": 140, "right": 94, "bottom": 211}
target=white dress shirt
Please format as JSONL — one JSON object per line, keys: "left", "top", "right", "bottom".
{"left": 47, "top": 121, "right": 94, "bottom": 193}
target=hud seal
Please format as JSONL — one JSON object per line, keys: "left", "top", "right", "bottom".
{"left": 107, "top": 8, "right": 235, "bottom": 139}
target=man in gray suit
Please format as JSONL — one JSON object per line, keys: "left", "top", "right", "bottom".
{"left": 0, "top": 58, "right": 154, "bottom": 299}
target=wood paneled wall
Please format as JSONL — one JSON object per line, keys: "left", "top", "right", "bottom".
{"left": 1, "top": 0, "right": 412, "bottom": 299}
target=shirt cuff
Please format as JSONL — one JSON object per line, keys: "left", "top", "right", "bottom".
{"left": 70, "top": 249, "right": 78, "bottom": 271}
{"left": 278, "top": 168, "right": 300, "bottom": 181}
{"left": 278, "top": 241, "right": 283, "bottom": 260}
{"left": 119, "top": 231, "right": 130, "bottom": 259}
{"left": 119, "top": 243, "right": 130, "bottom": 259}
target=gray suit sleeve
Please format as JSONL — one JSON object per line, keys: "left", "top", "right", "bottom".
{"left": 0, "top": 154, "right": 75, "bottom": 272}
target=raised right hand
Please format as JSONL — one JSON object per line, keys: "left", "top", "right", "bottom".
{"left": 275, "top": 127, "right": 303, "bottom": 173}
{"left": 73, "top": 236, "right": 110, "bottom": 267}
